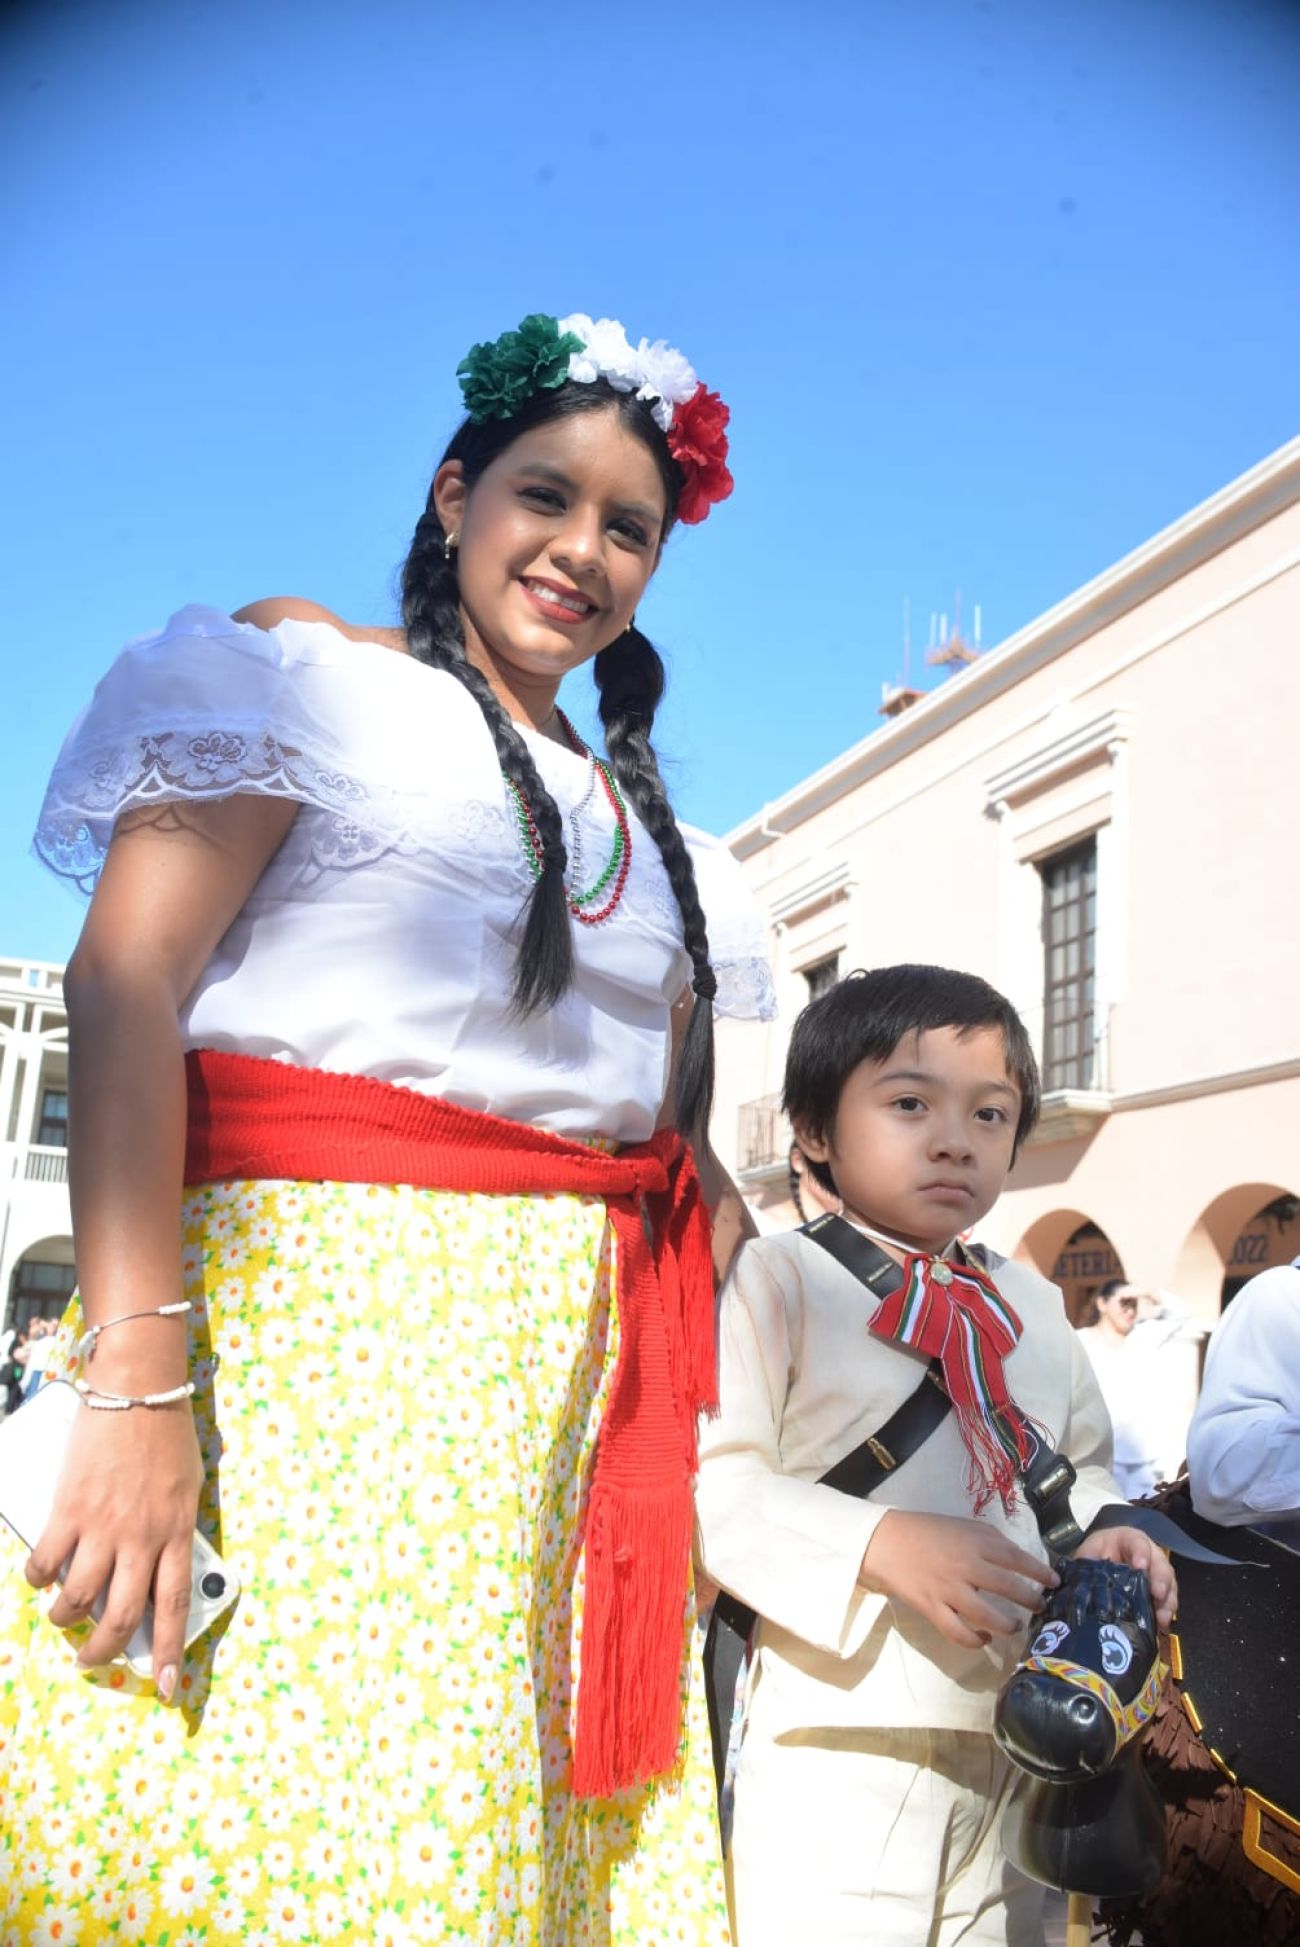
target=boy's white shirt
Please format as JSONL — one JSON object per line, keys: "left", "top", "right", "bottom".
{"left": 695, "top": 1228, "right": 1125, "bottom": 1736}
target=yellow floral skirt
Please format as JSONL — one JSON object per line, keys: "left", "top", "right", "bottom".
{"left": 0, "top": 1180, "right": 730, "bottom": 1945}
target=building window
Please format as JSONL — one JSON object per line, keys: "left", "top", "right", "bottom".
{"left": 38, "top": 1088, "right": 68, "bottom": 1148}
{"left": 802, "top": 955, "right": 840, "bottom": 1002}
{"left": 1040, "top": 839, "right": 1097, "bottom": 1090}
{"left": 736, "top": 1092, "right": 788, "bottom": 1173}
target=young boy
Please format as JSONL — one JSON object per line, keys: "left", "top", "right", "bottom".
{"left": 696, "top": 965, "right": 1175, "bottom": 1947}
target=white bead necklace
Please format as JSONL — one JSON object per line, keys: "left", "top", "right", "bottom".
{"left": 565, "top": 748, "right": 598, "bottom": 891}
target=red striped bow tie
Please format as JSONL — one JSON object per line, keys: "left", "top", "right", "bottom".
{"left": 869, "top": 1253, "right": 1037, "bottom": 1514}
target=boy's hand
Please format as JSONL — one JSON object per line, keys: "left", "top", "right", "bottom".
{"left": 1072, "top": 1524, "right": 1177, "bottom": 1630}
{"left": 858, "top": 1510, "right": 1059, "bottom": 1650}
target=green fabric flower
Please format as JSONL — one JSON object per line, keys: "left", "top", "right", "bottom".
{"left": 457, "top": 314, "right": 585, "bottom": 422}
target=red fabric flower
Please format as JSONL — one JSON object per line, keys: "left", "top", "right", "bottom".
{"left": 667, "top": 382, "right": 734, "bottom": 525}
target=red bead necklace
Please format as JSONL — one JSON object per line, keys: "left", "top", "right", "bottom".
{"left": 506, "top": 710, "right": 633, "bottom": 925}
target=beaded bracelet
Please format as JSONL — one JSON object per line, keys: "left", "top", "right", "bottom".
{"left": 74, "top": 1378, "right": 196, "bottom": 1412}
{"left": 77, "top": 1300, "right": 192, "bottom": 1366}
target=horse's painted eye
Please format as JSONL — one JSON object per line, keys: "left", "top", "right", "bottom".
{"left": 1031, "top": 1620, "right": 1070, "bottom": 1656}
{"left": 1099, "top": 1624, "right": 1133, "bottom": 1676}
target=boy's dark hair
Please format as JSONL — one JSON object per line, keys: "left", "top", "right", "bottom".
{"left": 782, "top": 964, "right": 1041, "bottom": 1194}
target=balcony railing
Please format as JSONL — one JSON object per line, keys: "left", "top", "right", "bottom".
{"left": 0, "top": 959, "right": 65, "bottom": 1000}
{"left": 23, "top": 1145, "right": 69, "bottom": 1185}
{"left": 737, "top": 1094, "right": 791, "bottom": 1177}
{"left": 1017, "top": 999, "right": 1112, "bottom": 1097}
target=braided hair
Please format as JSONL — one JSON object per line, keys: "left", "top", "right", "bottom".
{"left": 400, "top": 380, "right": 717, "bottom": 1139}
{"left": 787, "top": 1144, "right": 810, "bottom": 1225}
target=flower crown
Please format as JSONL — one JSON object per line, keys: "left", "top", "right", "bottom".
{"left": 456, "top": 312, "right": 733, "bottom": 526}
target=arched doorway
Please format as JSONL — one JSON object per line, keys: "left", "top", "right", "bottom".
{"left": 1014, "top": 1211, "right": 1127, "bottom": 1327}
{"left": 1172, "top": 1183, "right": 1298, "bottom": 1325}
{"left": 1222, "top": 1192, "right": 1300, "bottom": 1308}
{"left": 4, "top": 1234, "right": 76, "bottom": 1337}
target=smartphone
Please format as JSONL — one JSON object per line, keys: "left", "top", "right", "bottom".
{"left": 0, "top": 1377, "right": 240, "bottom": 1676}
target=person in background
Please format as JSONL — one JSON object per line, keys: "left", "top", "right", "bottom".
{"left": 1187, "top": 1255, "right": 1300, "bottom": 1544}
{"left": 1076, "top": 1281, "right": 1202, "bottom": 1497}
{"left": 17, "top": 1318, "right": 59, "bottom": 1404}
{"left": 1075, "top": 1282, "right": 1152, "bottom": 1496}
{"left": 0, "top": 1326, "right": 19, "bottom": 1418}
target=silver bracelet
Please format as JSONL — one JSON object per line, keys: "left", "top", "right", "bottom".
{"left": 77, "top": 1300, "right": 192, "bottom": 1366}
{"left": 74, "top": 1378, "right": 196, "bottom": 1411}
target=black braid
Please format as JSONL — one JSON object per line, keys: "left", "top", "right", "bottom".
{"left": 788, "top": 1146, "right": 809, "bottom": 1225}
{"left": 400, "top": 509, "right": 573, "bottom": 1013}
{"left": 594, "top": 625, "right": 717, "bottom": 1140}
{"left": 398, "top": 378, "right": 718, "bottom": 1126}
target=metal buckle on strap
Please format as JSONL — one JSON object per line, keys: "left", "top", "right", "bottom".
{"left": 1023, "top": 1449, "right": 1084, "bottom": 1553}
{"left": 1040, "top": 1511, "right": 1086, "bottom": 1554}
{"left": 1024, "top": 1452, "right": 1077, "bottom": 1515}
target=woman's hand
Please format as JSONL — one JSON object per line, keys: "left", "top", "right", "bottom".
{"left": 859, "top": 1509, "right": 1059, "bottom": 1649}
{"left": 1072, "top": 1523, "right": 1177, "bottom": 1630}
{"left": 25, "top": 1399, "right": 204, "bottom": 1698}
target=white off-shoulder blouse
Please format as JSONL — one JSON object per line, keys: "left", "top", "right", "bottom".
{"left": 34, "top": 607, "right": 775, "bottom": 1141}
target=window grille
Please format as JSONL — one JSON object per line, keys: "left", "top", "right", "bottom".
{"left": 737, "top": 1094, "right": 788, "bottom": 1172}
{"left": 802, "top": 955, "right": 840, "bottom": 1002}
{"left": 1040, "top": 839, "right": 1097, "bottom": 1090}
{"left": 38, "top": 1088, "right": 68, "bottom": 1148}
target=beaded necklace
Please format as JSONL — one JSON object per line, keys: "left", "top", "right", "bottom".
{"left": 507, "top": 709, "right": 632, "bottom": 925}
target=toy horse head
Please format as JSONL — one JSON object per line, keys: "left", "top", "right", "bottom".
{"left": 995, "top": 1557, "right": 1168, "bottom": 1897}
{"left": 995, "top": 1557, "right": 1162, "bottom": 1782}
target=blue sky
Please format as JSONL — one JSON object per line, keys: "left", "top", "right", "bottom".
{"left": 4, "top": 0, "right": 1298, "bottom": 964}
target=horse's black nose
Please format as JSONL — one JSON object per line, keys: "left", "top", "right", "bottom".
{"left": 993, "top": 1672, "right": 1118, "bottom": 1782}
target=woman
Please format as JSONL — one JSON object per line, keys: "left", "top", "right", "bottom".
{"left": 0, "top": 312, "right": 773, "bottom": 1943}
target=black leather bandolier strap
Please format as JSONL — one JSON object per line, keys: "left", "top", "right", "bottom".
{"left": 704, "top": 1216, "right": 956, "bottom": 1789}
{"left": 704, "top": 1213, "right": 1089, "bottom": 1792}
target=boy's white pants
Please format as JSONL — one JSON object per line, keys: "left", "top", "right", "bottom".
{"left": 728, "top": 1722, "right": 1049, "bottom": 1946}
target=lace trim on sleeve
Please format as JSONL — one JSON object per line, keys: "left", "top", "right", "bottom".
{"left": 677, "top": 821, "right": 776, "bottom": 1022}
{"left": 33, "top": 726, "right": 410, "bottom": 895}
{"left": 713, "top": 954, "right": 777, "bottom": 1023}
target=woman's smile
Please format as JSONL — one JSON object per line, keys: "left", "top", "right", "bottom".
{"left": 520, "top": 576, "right": 601, "bottom": 624}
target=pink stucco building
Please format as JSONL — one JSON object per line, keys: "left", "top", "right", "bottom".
{"left": 712, "top": 437, "right": 1300, "bottom": 1385}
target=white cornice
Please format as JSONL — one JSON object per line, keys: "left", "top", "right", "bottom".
{"left": 730, "top": 436, "right": 1300, "bottom": 858}
{"left": 1110, "top": 1054, "right": 1300, "bottom": 1114}
{"left": 767, "top": 861, "right": 853, "bottom": 925}
{"left": 985, "top": 708, "right": 1133, "bottom": 810}
{"left": 984, "top": 1056, "right": 1300, "bottom": 1151}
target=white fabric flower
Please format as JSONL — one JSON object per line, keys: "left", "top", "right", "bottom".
{"left": 556, "top": 314, "right": 700, "bottom": 426}
{"left": 643, "top": 392, "right": 674, "bottom": 432}
{"left": 557, "top": 312, "right": 596, "bottom": 353}
{"left": 634, "top": 338, "right": 698, "bottom": 429}
{"left": 558, "top": 313, "right": 641, "bottom": 391}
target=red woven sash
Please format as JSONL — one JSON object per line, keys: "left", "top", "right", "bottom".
{"left": 183, "top": 1049, "right": 717, "bottom": 1797}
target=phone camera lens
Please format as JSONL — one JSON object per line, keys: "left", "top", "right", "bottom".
{"left": 199, "top": 1572, "right": 227, "bottom": 1600}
